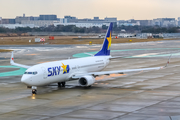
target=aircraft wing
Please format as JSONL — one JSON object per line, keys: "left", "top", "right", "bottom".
{"left": 88, "top": 66, "right": 163, "bottom": 76}
{"left": 90, "top": 55, "right": 171, "bottom": 77}
{"left": 10, "top": 52, "right": 31, "bottom": 69}
{"left": 71, "top": 55, "right": 171, "bottom": 79}
{"left": 71, "top": 66, "right": 164, "bottom": 80}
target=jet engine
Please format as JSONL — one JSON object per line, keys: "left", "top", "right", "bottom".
{"left": 78, "top": 75, "right": 95, "bottom": 87}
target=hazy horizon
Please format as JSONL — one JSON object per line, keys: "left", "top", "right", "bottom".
{"left": 1, "top": 0, "right": 180, "bottom": 20}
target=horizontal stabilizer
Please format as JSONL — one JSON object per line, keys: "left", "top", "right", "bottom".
{"left": 109, "top": 56, "right": 124, "bottom": 60}
{"left": 84, "top": 52, "right": 94, "bottom": 56}
{"left": 10, "top": 52, "right": 31, "bottom": 69}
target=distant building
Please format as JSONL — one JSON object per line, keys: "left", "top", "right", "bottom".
{"left": 178, "top": 17, "right": 180, "bottom": 26}
{"left": 21, "top": 20, "right": 57, "bottom": 27}
{"left": 162, "top": 18, "right": 177, "bottom": 27}
{"left": 33, "top": 17, "right": 39, "bottom": 21}
{"left": 94, "top": 17, "right": 99, "bottom": 20}
{"left": 54, "top": 22, "right": 109, "bottom": 28}
{"left": 59, "top": 18, "right": 68, "bottom": 23}
{"left": 1, "top": 19, "right": 9, "bottom": 24}
{"left": 136, "top": 33, "right": 153, "bottom": 39}
{"left": 1, "top": 19, "right": 15, "bottom": 24}
{"left": 104, "top": 17, "right": 117, "bottom": 22}
{"left": 64, "top": 16, "right": 77, "bottom": 20}
{"left": 153, "top": 18, "right": 177, "bottom": 27}
{"left": 15, "top": 14, "right": 35, "bottom": 24}
{"left": 117, "top": 19, "right": 152, "bottom": 26}
{"left": 135, "top": 20, "right": 153, "bottom": 26}
{"left": 9, "top": 19, "right": 15, "bottom": 24}
{"left": 152, "top": 19, "right": 161, "bottom": 26}
{"left": 15, "top": 17, "right": 30, "bottom": 24}
{"left": 3, "top": 14, "right": 180, "bottom": 29}
{"left": 163, "top": 33, "right": 180, "bottom": 38}
{"left": 117, "top": 20, "right": 140, "bottom": 26}
{"left": 39, "top": 15, "right": 57, "bottom": 20}
{"left": 63, "top": 16, "right": 117, "bottom": 24}
{"left": 0, "top": 17, "right": 2, "bottom": 24}
{"left": 64, "top": 16, "right": 77, "bottom": 23}
{"left": 0, "top": 24, "right": 38, "bottom": 29}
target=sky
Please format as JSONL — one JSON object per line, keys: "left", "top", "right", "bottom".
{"left": 1, "top": 0, "right": 180, "bottom": 20}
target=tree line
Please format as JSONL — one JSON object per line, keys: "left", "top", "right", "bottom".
{"left": 0, "top": 25, "right": 180, "bottom": 33}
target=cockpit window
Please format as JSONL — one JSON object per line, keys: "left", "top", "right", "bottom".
{"left": 24, "top": 72, "right": 38, "bottom": 75}
{"left": 33, "top": 72, "right": 37, "bottom": 75}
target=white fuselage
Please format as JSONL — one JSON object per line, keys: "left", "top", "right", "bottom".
{"left": 21, "top": 56, "right": 110, "bottom": 86}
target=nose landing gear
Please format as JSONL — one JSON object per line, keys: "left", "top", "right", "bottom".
{"left": 32, "top": 86, "right": 37, "bottom": 94}
{"left": 32, "top": 89, "right": 37, "bottom": 94}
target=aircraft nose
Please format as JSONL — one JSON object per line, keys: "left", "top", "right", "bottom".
{"left": 21, "top": 75, "right": 31, "bottom": 85}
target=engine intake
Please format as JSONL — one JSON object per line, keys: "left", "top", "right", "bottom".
{"left": 78, "top": 75, "right": 95, "bottom": 87}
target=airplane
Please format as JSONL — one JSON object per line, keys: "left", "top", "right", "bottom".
{"left": 10, "top": 23, "right": 170, "bottom": 94}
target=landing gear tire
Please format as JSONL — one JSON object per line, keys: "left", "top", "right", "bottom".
{"left": 58, "top": 82, "right": 66, "bottom": 87}
{"left": 32, "top": 89, "right": 37, "bottom": 94}
{"left": 62, "top": 82, "right": 66, "bottom": 87}
{"left": 58, "top": 82, "right": 62, "bottom": 87}
{"left": 84, "top": 85, "right": 92, "bottom": 89}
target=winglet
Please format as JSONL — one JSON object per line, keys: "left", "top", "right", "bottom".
{"left": 10, "top": 52, "right": 14, "bottom": 64}
{"left": 165, "top": 54, "right": 172, "bottom": 67}
{"left": 109, "top": 56, "right": 124, "bottom": 60}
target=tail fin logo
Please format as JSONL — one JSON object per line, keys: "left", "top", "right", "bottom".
{"left": 94, "top": 22, "right": 113, "bottom": 56}
{"left": 107, "top": 32, "right": 112, "bottom": 50}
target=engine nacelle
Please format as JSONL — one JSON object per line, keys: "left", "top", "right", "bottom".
{"left": 78, "top": 75, "right": 95, "bottom": 87}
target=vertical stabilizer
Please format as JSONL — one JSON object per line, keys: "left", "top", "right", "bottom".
{"left": 94, "top": 22, "right": 113, "bottom": 56}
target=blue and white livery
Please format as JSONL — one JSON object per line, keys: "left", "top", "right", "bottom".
{"left": 10, "top": 23, "right": 169, "bottom": 94}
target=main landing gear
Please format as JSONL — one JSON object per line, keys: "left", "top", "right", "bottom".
{"left": 58, "top": 82, "right": 66, "bottom": 87}
{"left": 32, "top": 86, "right": 37, "bottom": 94}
